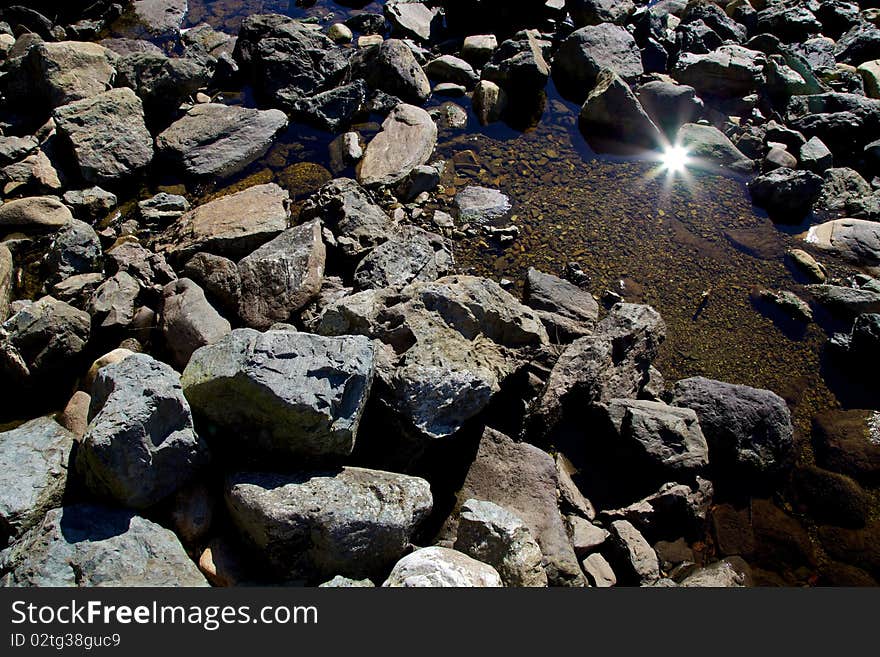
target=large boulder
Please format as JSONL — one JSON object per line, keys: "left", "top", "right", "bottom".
{"left": 77, "top": 353, "right": 210, "bottom": 509}
{"left": 579, "top": 69, "right": 662, "bottom": 151}
{"left": 481, "top": 30, "right": 551, "bottom": 92}
{"left": 805, "top": 218, "right": 880, "bottom": 271}
{"left": 677, "top": 123, "right": 754, "bottom": 173}
{"left": 0, "top": 418, "right": 74, "bottom": 545}
{"left": 156, "top": 104, "right": 288, "bottom": 179}
{"left": 160, "top": 278, "right": 231, "bottom": 368}
{"left": 748, "top": 168, "right": 823, "bottom": 221}
{"left": 130, "top": 0, "right": 189, "bottom": 38}
{"left": 354, "top": 39, "right": 431, "bottom": 105}
{"left": 353, "top": 226, "right": 452, "bottom": 290}
{"left": 671, "top": 376, "right": 794, "bottom": 476}
{"left": 0, "top": 196, "right": 73, "bottom": 232}
{"left": 236, "top": 220, "right": 326, "bottom": 330}
{"left": 0, "top": 505, "right": 209, "bottom": 586}
{"left": 672, "top": 45, "right": 765, "bottom": 98}
{"left": 116, "top": 53, "right": 212, "bottom": 124}
{"left": 636, "top": 81, "right": 704, "bottom": 136}
{"left": 53, "top": 88, "right": 153, "bottom": 186}
{"left": 523, "top": 267, "right": 598, "bottom": 341}
{"left": 23, "top": 41, "right": 117, "bottom": 108}
{"left": 181, "top": 330, "right": 375, "bottom": 460}
{"left": 357, "top": 104, "right": 437, "bottom": 187}
{"left": 443, "top": 427, "right": 585, "bottom": 586}
{"left": 382, "top": 546, "right": 503, "bottom": 587}
{"left": 226, "top": 467, "right": 432, "bottom": 581}
{"left": 553, "top": 24, "right": 643, "bottom": 102}
{"left": 154, "top": 183, "right": 290, "bottom": 262}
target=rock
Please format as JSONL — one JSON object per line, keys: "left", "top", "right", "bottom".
{"left": 757, "top": 289, "right": 813, "bottom": 322}
{"left": 320, "top": 575, "right": 374, "bottom": 587}
{"left": 383, "top": 546, "right": 503, "bottom": 587}
{"left": 600, "top": 398, "right": 709, "bottom": 474}
{"left": 0, "top": 296, "right": 90, "bottom": 386}
{"left": 182, "top": 330, "right": 375, "bottom": 460}
{"left": 482, "top": 30, "right": 551, "bottom": 92}
{"left": 292, "top": 80, "right": 368, "bottom": 133}
{"left": 51, "top": 274, "right": 104, "bottom": 309}
{"left": 0, "top": 417, "right": 74, "bottom": 545}
{"left": 139, "top": 192, "right": 189, "bottom": 224}
{"left": 0, "top": 136, "right": 38, "bottom": 166}
{"left": 53, "top": 88, "right": 153, "bottom": 186}
{"left": 327, "top": 23, "right": 353, "bottom": 44}
{"left": 0, "top": 504, "right": 208, "bottom": 586}
{"left": 610, "top": 519, "right": 660, "bottom": 585}
{"left": 58, "top": 390, "right": 90, "bottom": 439}
{"left": 355, "top": 39, "right": 430, "bottom": 105}
{"left": 226, "top": 467, "right": 432, "bottom": 580}
{"left": 793, "top": 465, "right": 869, "bottom": 528}
{"left": 524, "top": 267, "right": 598, "bottom": 341}
{"left": 169, "top": 482, "right": 214, "bottom": 544}
{"left": 472, "top": 80, "right": 508, "bottom": 125}
{"left": 671, "top": 377, "right": 793, "bottom": 476}
{"left": 817, "top": 167, "right": 871, "bottom": 214}
{"left": 24, "top": 41, "right": 117, "bottom": 109}
{"left": 1, "top": 149, "right": 62, "bottom": 195}
{"left": 763, "top": 147, "right": 798, "bottom": 172}
{"left": 805, "top": 218, "right": 880, "bottom": 271}
{"left": 800, "top": 136, "right": 833, "bottom": 173}
{"left": 553, "top": 24, "right": 643, "bottom": 101}
{"left": 182, "top": 252, "right": 240, "bottom": 314}
{"left": 353, "top": 226, "right": 452, "bottom": 290}
{"left": 445, "top": 427, "right": 585, "bottom": 586}
{"left": 425, "top": 55, "right": 478, "bottom": 88}
{"left": 677, "top": 123, "right": 754, "bottom": 173}
{"left": 0, "top": 196, "right": 72, "bottom": 232}
{"left": 461, "top": 35, "right": 498, "bottom": 67}
{"left": 568, "top": 516, "right": 609, "bottom": 556}
{"left": 567, "top": 0, "right": 634, "bottom": 27}
{"left": 835, "top": 21, "right": 880, "bottom": 65}
{"left": 812, "top": 410, "right": 880, "bottom": 483}
{"left": 357, "top": 104, "right": 437, "bottom": 187}
{"left": 385, "top": 0, "right": 438, "bottom": 41}
{"left": 84, "top": 349, "right": 137, "bottom": 390}
{"left": 579, "top": 69, "right": 662, "bottom": 151}
{"left": 807, "top": 283, "right": 880, "bottom": 316}
{"left": 77, "top": 353, "right": 209, "bottom": 509}
{"left": 556, "top": 453, "right": 596, "bottom": 520}
{"left": 453, "top": 186, "right": 511, "bottom": 224}
{"left": 300, "top": 178, "right": 393, "bottom": 259}
{"left": 155, "top": 183, "right": 290, "bottom": 262}
{"left": 454, "top": 499, "right": 547, "bottom": 587}
{"left": 582, "top": 552, "right": 616, "bottom": 587}
{"left": 748, "top": 167, "right": 823, "bottom": 221}
{"left": 116, "top": 53, "right": 211, "bottom": 123}
{"left": 88, "top": 272, "right": 140, "bottom": 329}
{"left": 62, "top": 186, "right": 116, "bottom": 222}
{"left": 160, "top": 278, "right": 230, "bottom": 368}
{"left": 105, "top": 240, "right": 176, "bottom": 292}
{"left": 131, "top": 0, "right": 188, "bottom": 38}
{"left": 533, "top": 303, "right": 666, "bottom": 433}
{"left": 635, "top": 81, "right": 704, "bottom": 135}
{"left": 232, "top": 14, "right": 347, "bottom": 109}
{"left": 44, "top": 219, "right": 102, "bottom": 284}
{"left": 786, "top": 248, "right": 826, "bottom": 282}
{"left": 156, "top": 104, "right": 287, "bottom": 179}
{"left": 672, "top": 45, "right": 765, "bottom": 98}
{"left": 236, "top": 220, "right": 325, "bottom": 330}
{"left": 680, "top": 559, "right": 748, "bottom": 587}
{"left": 833, "top": 312, "right": 880, "bottom": 364}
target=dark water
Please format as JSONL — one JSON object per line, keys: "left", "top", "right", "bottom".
{"left": 99, "top": 1, "right": 880, "bottom": 585}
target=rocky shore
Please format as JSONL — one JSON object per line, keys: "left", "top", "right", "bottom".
{"left": 0, "top": 0, "right": 879, "bottom": 587}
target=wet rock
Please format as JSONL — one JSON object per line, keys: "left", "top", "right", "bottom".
{"left": 383, "top": 546, "right": 502, "bottom": 587}
{"left": 453, "top": 186, "right": 511, "bottom": 224}
{"left": 582, "top": 552, "right": 616, "bottom": 587}
{"left": 786, "top": 248, "right": 826, "bottom": 282}
{"left": 353, "top": 226, "right": 452, "bottom": 291}
{"left": 358, "top": 104, "right": 437, "bottom": 187}
{"left": 53, "top": 88, "right": 153, "bottom": 186}
{"left": 482, "top": 30, "right": 551, "bottom": 92}
{"left": 155, "top": 183, "right": 290, "bottom": 262}
{"left": 805, "top": 218, "right": 880, "bottom": 271}
{"left": 226, "top": 467, "right": 431, "bottom": 581}
{"left": 757, "top": 289, "right": 813, "bottom": 322}
{"left": 817, "top": 167, "right": 871, "bottom": 214}
{"left": 793, "top": 465, "right": 868, "bottom": 528}
{"left": 326, "top": 23, "right": 353, "bottom": 44}
{"left": 180, "top": 23, "right": 235, "bottom": 63}
{"left": 157, "top": 104, "right": 287, "bottom": 179}
{"left": 160, "top": 278, "right": 230, "bottom": 368}
{"left": 445, "top": 427, "right": 585, "bottom": 586}
{"left": 710, "top": 503, "right": 755, "bottom": 558}
{"left": 554, "top": 24, "right": 643, "bottom": 101}
{"left": 635, "top": 81, "right": 704, "bottom": 136}
{"left": 236, "top": 220, "right": 325, "bottom": 330}
{"left": 0, "top": 417, "right": 74, "bottom": 545}
{"left": 524, "top": 267, "right": 598, "bottom": 341}
{"left": 671, "top": 376, "right": 794, "bottom": 476}
{"left": 677, "top": 123, "right": 754, "bottom": 173}
{"left": 748, "top": 167, "right": 823, "bottom": 221}
{"left": 182, "top": 329, "right": 375, "bottom": 460}
{"left": 0, "top": 196, "right": 72, "bottom": 232}
{"left": 44, "top": 219, "right": 102, "bottom": 284}
{"left": 610, "top": 519, "right": 660, "bottom": 585}
{"left": 672, "top": 45, "right": 765, "bottom": 98}
{"left": 0, "top": 504, "right": 208, "bottom": 586}
{"left": 77, "top": 353, "right": 209, "bottom": 509}
{"left": 833, "top": 312, "right": 880, "bottom": 364}
{"left": 0, "top": 296, "right": 90, "bottom": 386}
{"left": 579, "top": 69, "right": 662, "bottom": 150}
{"left": 812, "top": 410, "right": 880, "bottom": 483}
{"left": 300, "top": 178, "right": 393, "bottom": 259}
{"left": 472, "top": 80, "right": 508, "bottom": 125}
{"left": 292, "top": 80, "right": 368, "bottom": 133}
{"left": 62, "top": 186, "right": 116, "bottom": 222}
{"left": 355, "top": 39, "right": 430, "bottom": 105}
{"left": 807, "top": 282, "right": 880, "bottom": 317}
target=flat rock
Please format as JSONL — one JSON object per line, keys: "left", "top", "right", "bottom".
{"left": 453, "top": 186, "right": 511, "bottom": 224}
{"left": 353, "top": 226, "right": 452, "bottom": 290}
{"left": 0, "top": 196, "right": 72, "bottom": 232}
{"left": 678, "top": 123, "right": 754, "bottom": 173}
{"left": 524, "top": 267, "right": 598, "bottom": 341}
{"left": 358, "top": 104, "right": 437, "bottom": 187}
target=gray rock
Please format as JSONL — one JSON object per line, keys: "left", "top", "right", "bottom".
{"left": 0, "top": 418, "right": 74, "bottom": 545}
{"left": 817, "top": 167, "right": 871, "bottom": 214}
{"left": 462, "top": 35, "right": 498, "bottom": 67}
{"left": 51, "top": 273, "right": 104, "bottom": 309}
{"left": 236, "top": 220, "right": 325, "bottom": 330}
{"left": 0, "top": 136, "right": 38, "bottom": 166}
{"left": 155, "top": 183, "right": 290, "bottom": 262}
{"left": 156, "top": 104, "right": 288, "bottom": 179}
{"left": 454, "top": 499, "right": 547, "bottom": 587}
{"left": 0, "top": 504, "right": 208, "bottom": 586}
{"left": 425, "top": 55, "right": 478, "bottom": 87}
{"left": 524, "top": 267, "right": 598, "bottom": 341}
{"left": 292, "top": 80, "right": 368, "bottom": 133}
{"left": 482, "top": 30, "right": 551, "bottom": 91}
{"left": 808, "top": 283, "right": 880, "bottom": 316}
{"left": 680, "top": 558, "right": 748, "bottom": 587}
{"left": 358, "top": 104, "right": 437, "bottom": 187}
{"left": 53, "top": 88, "right": 154, "bottom": 186}
{"left": 226, "top": 467, "right": 432, "bottom": 580}
{"left": 353, "top": 226, "right": 452, "bottom": 290}
{"left": 181, "top": 330, "right": 375, "bottom": 460}
{"left": 610, "top": 519, "right": 660, "bottom": 585}
{"left": 671, "top": 376, "right": 794, "bottom": 476}
{"left": 0, "top": 196, "right": 72, "bottom": 232}
{"left": 24, "top": 41, "right": 117, "bottom": 108}
{"left": 383, "top": 546, "right": 503, "bottom": 587}
{"left": 319, "top": 575, "right": 374, "bottom": 587}
{"left": 385, "top": 0, "right": 438, "bottom": 41}
{"left": 116, "top": 53, "right": 211, "bottom": 121}
{"left": 579, "top": 69, "right": 662, "bottom": 150}
{"left": 88, "top": 271, "right": 140, "bottom": 329}
{"left": 62, "top": 187, "right": 117, "bottom": 222}
{"left": 806, "top": 218, "right": 880, "bottom": 271}
{"left": 453, "top": 186, "right": 511, "bottom": 224}
{"left": 553, "top": 24, "right": 643, "bottom": 101}
{"left": 472, "top": 80, "right": 508, "bottom": 125}
{"left": 160, "top": 278, "right": 231, "bottom": 368}
{"left": 131, "top": 0, "right": 189, "bottom": 38}
{"left": 444, "top": 427, "right": 585, "bottom": 586}
{"left": 582, "top": 552, "right": 616, "bottom": 587}
{"left": 601, "top": 398, "right": 709, "bottom": 474}
{"left": 748, "top": 167, "right": 823, "bottom": 220}
{"left": 672, "top": 45, "right": 765, "bottom": 98}
{"left": 568, "top": 0, "right": 634, "bottom": 27}
{"left": 635, "top": 81, "right": 704, "bottom": 135}
{"left": 139, "top": 192, "right": 190, "bottom": 224}
{"left": 78, "top": 353, "right": 209, "bottom": 509}
{"left": 44, "top": 219, "right": 102, "bottom": 284}
{"left": 567, "top": 516, "right": 609, "bottom": 556}
{"left": 105, "top": 240, "right": 176, "bottom": 291}
{"left": 800, "top": 136, "right": 833, "bottom": 173}
{"left": 678, "top": 123, "right": 754, "bottom": 173}
{"left": 355, "top": 39, "right": 430, "bottom": 105}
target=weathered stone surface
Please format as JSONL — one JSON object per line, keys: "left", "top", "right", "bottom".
{"left": 26, "top": 41, "right": 117, "bottom": 108}
{"left": 157, "top": 104, "right": 288, "bottom": 179}
{"left": 355, "top": 39, "right": 430, "bottom": 105}
{"left": 812, "top": 410, "right": 880, "bottom": 483}
{"left": 671, "top": 377, "right": 794, "bottom": 476}
{"left": 482, "top": 30, "right": 551, "bottom": 91}
{"left": 116, "top": 53, "right": 212, "bottom": 122}
{"left": 680, "top": 558, "right": 748, "bottom": 587}
{"left": 385, "top": 0, "right": 438, "bottom": 41}
{"left": 454, "top": 499, "right": 547, "bottom": 587}
{"left": 62, "top": 187, "right": 117, "bottom": 222}
{"left": 553, "top": 24, "right": 643, "bottom": 101}
{"left": 579, "top": 69, "right": 662, "bottom": 150}
{"left": 0, "top": 505, "right": 208, "bottom": 586}
{"left": 182, "top": 253, "right": 241, "bottom": 313}
{"left": 226, "top": 467, "right": 431, "bottom": 580}
{"left": 0, "top": 418, "right": 74, "bottom": 545}
{"left": 160, "top": 278, "right": 231, "bottom": 368}
{"left": 568, "top": 516, "right": 608, "bottom": 556}
{"left": 610, "top": 519, "right": 660, "bottom": 585}
{"left": 292, "top": 80, "right": 368, "bottom": 133}
{"left": 425, "top": 55, "right": 478, "bottom": 88}
{"left": 131, "top": 0, "right": 189, "bottom": 38}
{"left": 806, "top": 218, "right": 880, "bottom": 271}
{"left": 45, "top": 219, "right": 102, "bottom": 284}
{"left": 678, "top": 123, "right": 754, "bottom": 173}
{"left": 672, "top": 45, "right": 765, "bottom": 98}
{"left": 383, "top": 546, "right": 503, "bottom": 587}
{"left": 524, "top": 267, "right": 598, "bottom": 341}
{"left": 353, "top": 226, "right": 452, "bottom": 290}
{"left": 88, "top": 272, "right": 140, "bottom": 329}
{"left": 0, "top": 196, "right": 72, "bottom": 232}
{"left": 106, "top": 239, "right": 176, "bottom": 291}
{"left": 182, "top": 330, "right": 375, "bottom": 460}
{"left": 78, "top": 353, "right": 209, "bottom": 509}
{"left": 358, "top": 104, "right": 437, "bottom": 187}
{"left": 582, "top": 552, "right": 616, "bottom": 587}
{"left": 749, "top": 167, "right": 824, "bottom": 220}
{"left": 59, "top": 390, "right": 90, "bottom": 440}
{"left": 155, "top": 183, "right": 290, "bottom": 262}
{"left": 472, "top": 80, "right": 508, "bottom": 125}
{"left": 453, "top": 186, "right": 511, "bottom": 224}
{"left": 0, "top": 245, "right": 11, "bottom": 322}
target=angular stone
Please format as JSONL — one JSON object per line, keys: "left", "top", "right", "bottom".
{"left": 26, "top": 41, "right": 117, "bottom": 108}
{"left": 524, "top": 267, "right": 598, "bottom": 341}
{"left": 353, "top": 226, "right": 452, "bottom": 290}
{"left": 160, "top": 278, "right": 231, "bottom": 368}
{"left": 610, "top": 519, "right": 660, "bottom": 585}
{"left": 553, "top": 24, "right": 643, "bottom": 101}
{"left": 579, "top": 69, "right": 662, "bottom": 150}
{"left": 672, "top": 45, "right": 766, "bottom": 98}
{"left": 453, "top": 186, "right": 511, "bottom": 224}
{"left": 582, "top": 552, "right": 616, "bottom": 587}
{"left": 358, "top": 104, "right": 437, "bottom": 187}
{"left": 678, "top": 123, "right": 754, "bottom": 173}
